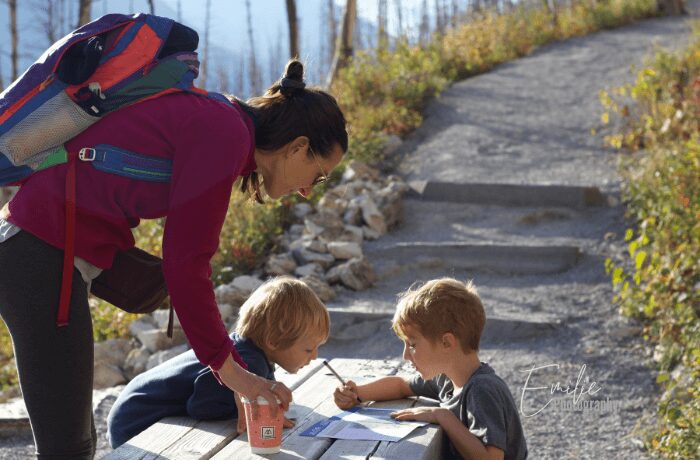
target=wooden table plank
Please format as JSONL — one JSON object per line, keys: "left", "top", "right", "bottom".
{"left": 371, "top": 398, "right": 443, "bottom": 460}
{"left": 103, "top": 416, "right": 199, "bottom": 460}
{"left": 106, "top": 358, "right": 327, "bottom": 459}
{"left": 211, "top": 358, "right": 402, "bottom": 460}
{"left": 154, "top": 419, "right": 239, "bottom": 460}
{"left": 316, "top": 399, "right": 415, "bottom": 459}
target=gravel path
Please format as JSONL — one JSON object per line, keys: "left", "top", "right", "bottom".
{"left": 0, "top": 7, "right": 697, "bottom": 459}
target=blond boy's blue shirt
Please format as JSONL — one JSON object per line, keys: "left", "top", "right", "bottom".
{"left": 107, "top": 332, "right": 274, "bottom": 449}
{"left": 409, "top": 362, "right": 528, "bottom": 460}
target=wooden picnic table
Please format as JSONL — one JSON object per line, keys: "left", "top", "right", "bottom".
{"left": 104, "top": 358, "right": 443, "bottom": 459}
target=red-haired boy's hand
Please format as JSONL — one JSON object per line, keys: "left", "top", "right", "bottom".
{"left": 333, "top": 380, "right": 360, "bottom": 410}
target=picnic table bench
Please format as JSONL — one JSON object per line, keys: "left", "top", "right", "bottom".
{"left": 104, "top": 358, "right": 443, "bottom": 459}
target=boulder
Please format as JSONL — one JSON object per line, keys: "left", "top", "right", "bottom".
{"left": 231, "top": 276, "right": 264, "bottom": 296}
{"left": 123, "top": 347, "right": 151, "bottom": 381}
{"left": 146, "top": 344, "right": 189, "bottom": 370}
{"left": 327, "top": 241, "right": 363, "bottom": 260}
{"left": 330, "top": 257, "right": 376, "bottom": 291}
{"left": 265, "top": 253, "right": 298, "bottom": 276}
{"left": 300, "top": 275, "right": 336, "bottom": 302}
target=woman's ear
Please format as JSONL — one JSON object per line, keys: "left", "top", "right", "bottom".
{"left": 288, "top": 136, "right": 310, "bottom": 156}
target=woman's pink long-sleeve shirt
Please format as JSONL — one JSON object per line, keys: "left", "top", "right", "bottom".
{"left": 7, "top": 92, "right": 256, "bottom": 371}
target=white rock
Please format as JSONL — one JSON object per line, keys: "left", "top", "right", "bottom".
{"left": 341, "top": 160, "right": 380, "bottom": 182}
{"left": 293, "top": 203, "right": 313, "bottom": 219}
{"left": 289, "top": 223, "right": 305, "bottom": 237}
{"left": 327, "top": 241, "right": 363, "bottom": 260}
{"left": 231, "top": 275, "right": 263, "bottom": 296}
{"left": 265, "top": 253, "right": 297, "bottom": 275}
{"left": 334, "top": 257, "right": 377, "bottom": 291}
{"left": 363, "top": 226, "right": 381, "bottom": 240}
{"left": 152, "top": 308, "right": 181, "bottom": 330}
{"left": 295, "top": 263, "right": 324, "bottom": 278}
{"left": 293, "top": 248, "right": 336, "bottom": 269}
{"left": 357, "top": 195, "right": 387, "bottom": 235}
{"left": 93, "top": 363, "right": 126, "bottom": 389}
{"left": 218, "top": 303, "right": 235, "bottom": 321}
{"left": 94, "top": 338, "right": 132, "bottom": 367}
{"left": 300, "top": 275, "right": 336, "bottom": 302}
{"left": 123, "top": 347, "right": 151, "bottom": 381}
{"left": 136, "top": 329, "right": 170, "bottom": 353}
{"left": 146, "top": 344, "right": 189, "bottom": 370}
{"left": 342, "top": 225, "right": 365, "bottom": 245}
{"left": 214, "top": 284, "right": 245, "bottom": 306}
{"left": 382, "top": 134, "right": 403, "bottom": 156}
{"left": 304, "top": 219, "right": 325, "bottom": 238}
{"left": 343, "top": 203, "right": 363, "bottom": 226}
{"left": 129, "top": 316, "right": 157, "bottom": 338}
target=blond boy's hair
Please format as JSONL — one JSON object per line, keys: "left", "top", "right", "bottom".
{"left": 236, "top": 276, "right": 330, "bottom": 349}
{"left": 392, "top": 278, "right": 485, "bottom": 353}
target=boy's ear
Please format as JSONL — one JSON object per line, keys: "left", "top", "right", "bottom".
{"left": 265, "top": 338, "right": 278, "bottom": 352}
{"left": 441, "top": 333, "right": 457, "bottom": 350}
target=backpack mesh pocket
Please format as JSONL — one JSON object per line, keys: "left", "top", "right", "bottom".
{"left": 0, "top": 89, "right": 99, "bottom": 166}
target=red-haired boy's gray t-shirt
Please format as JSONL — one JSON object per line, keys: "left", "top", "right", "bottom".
{"left": 409, "top": 362, "right": 528, "bottom": 460}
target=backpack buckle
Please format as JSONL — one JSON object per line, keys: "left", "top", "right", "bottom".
{"left": 78, "top": 148, "right": 97, "bottom": 161}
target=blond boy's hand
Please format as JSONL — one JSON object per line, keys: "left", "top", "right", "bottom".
{"left": 333, "top": 380, "right": 360, "bottom": 410}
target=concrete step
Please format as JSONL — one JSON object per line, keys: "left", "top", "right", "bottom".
{"left": 369, "top": 242, "right": 581, "bottom": 275}
{"left": 409, "top": 181, "right": 609, "bottom": 208}
{"left": 325, "top": 309, "right": 561, "bottom": 352}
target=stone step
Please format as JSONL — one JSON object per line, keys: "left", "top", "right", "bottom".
{"left": 369, "top": 242, "right": 581, "bottom": 275}
{"left": 408, "top": 181, "right": 609, "bottom": 208}
{"left": 380, "top": 199, "right": 617, "bottom": 251}
{"left": 325, "top": 309, "right": 561, "bottom": 351}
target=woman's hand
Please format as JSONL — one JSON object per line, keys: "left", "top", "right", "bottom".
{"left": 234, "top": 394, "right": 297, "bottom": 433}
{"left": 217, "top": 355, "right": 292, "bottom": 420}
{"left": 333, "top": 380, "right": 360, "bottom": 410}
{"left": 390, "top": 407, "right": 450, "bottom": 425}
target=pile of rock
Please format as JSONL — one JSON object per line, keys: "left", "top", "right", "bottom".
{"left": 91, "top": 159, "right": 410, "bottom": 388}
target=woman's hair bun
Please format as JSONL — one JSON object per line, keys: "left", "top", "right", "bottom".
{"left": 279, "top": 60, "right": 306, "bottom": 96}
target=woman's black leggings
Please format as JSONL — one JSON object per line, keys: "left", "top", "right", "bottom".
{"left": 0, "top": 230, "right": 96, "bottom": 459}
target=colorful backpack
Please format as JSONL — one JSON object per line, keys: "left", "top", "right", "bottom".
{"left": 0, "top": 13, "right": 216, "bottom": 329}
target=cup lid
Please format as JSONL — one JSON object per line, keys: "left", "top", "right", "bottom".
{"left": 240, "top": 395, "right": 281, "bottom": 405}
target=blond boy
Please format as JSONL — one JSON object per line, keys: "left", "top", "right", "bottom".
{"left": 334, "top": 278, "right": 527, "bottom": 460}
{"left": 108, "top": 276, "right": 329, "bottom": 448}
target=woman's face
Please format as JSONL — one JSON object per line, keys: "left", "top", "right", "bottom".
{"left": 263, "top": 140, "right": 344, "bottom": 199}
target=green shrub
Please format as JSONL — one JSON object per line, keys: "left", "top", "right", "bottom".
{"left": 602, "top": 28, "right": 700, "bottom": 457}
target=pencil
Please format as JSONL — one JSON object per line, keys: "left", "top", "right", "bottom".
{"left": 323, "top": 360, "right": 362, "bottom": 403}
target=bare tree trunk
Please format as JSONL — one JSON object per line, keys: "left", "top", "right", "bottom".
{"left": 542, "top": 0, "right": 557, "bottom": 25}
{"left": 285, "top": 0, "right": 299, "bottom": 59}
{"left": 9, "top": 0, "right": 18, "bottom": 81}
{"left": 394, "top": 0, "right": 403, "bottom": 38}
{"left": 234, "top": 54, "right": 245, "bottom": 96}
{"left": 147, "top": 0, "right": 155, "bottom": 15}
{"left": 327, "top": 0, "right": 337, "bottom": 75}
{"left": 44, "top": 0, "right": 57, "bottom": 44}
{"left": 176, "top": 0, "right": 181, "bottom": 22}
{"left": 657, "top": 0, "right": 686, "bottom": 15}
{"left": 216, "top": 64, "right": 230, "bottom": 93}
{"left": 244, "top": 0, "right": 260, "bottom": 94}
{"left": 200, "top": 0, "right": 211, "bottom": 87}
{"left": 327, "top": 0, "right": 356, "bottom": 88}
{"left": 78, "top": 0, "right": 92, "bottom": 27}
{"left": 377, "top": 0, "right": 388, "bottom": 49}
{"left": 419, "top": 0, "right": 429, "bottom": 44}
